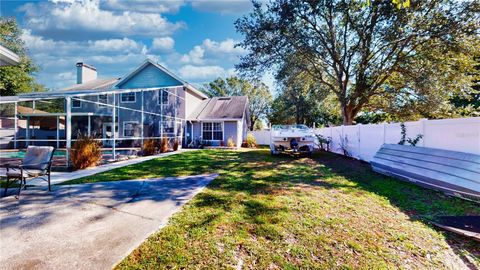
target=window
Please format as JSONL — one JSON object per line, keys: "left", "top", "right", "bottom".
{"left": 121, "top": 92, "right": 136, "bottom": 103}
{"left": 202, "top": 122, "right": 223, "bottom": 141}
{"left": 160, "top": 119, "right": 174, "bottom": 134}
{"left": 123, "top": 122, "right": 138, "bottom": 137}
{"left": 159, "top": 89, "right": 169, "bottom": 105}
{"left": 72, "top": 99, "right": 81, "bottom": 108}
{"left": 98, "top": 94, "right": 108, "bottom": 107}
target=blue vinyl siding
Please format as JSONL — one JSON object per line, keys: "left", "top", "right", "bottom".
{"left": 117, "top": 63, "right": 182, "bottom": 89}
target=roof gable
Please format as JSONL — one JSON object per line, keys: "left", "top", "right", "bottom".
{"left": 115, "top": 59, "right": 184, "bottom": 89}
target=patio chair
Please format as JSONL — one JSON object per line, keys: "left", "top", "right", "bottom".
{"left": 3, "top": 146, "right": 55, "bottom": 198}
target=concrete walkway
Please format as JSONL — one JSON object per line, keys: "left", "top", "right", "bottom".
{"left": 0, "top": 149, "right": 195, "bottom": 187}
{"left": 0, "top": 174, "right": 217, "bottom": 270}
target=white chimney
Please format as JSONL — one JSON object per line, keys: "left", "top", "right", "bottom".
{"left": 76, "top": 62, "right": 97, "bottom": 84}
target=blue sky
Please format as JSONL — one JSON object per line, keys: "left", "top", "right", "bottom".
{"left": 1, "top": 0, "right": 271, "bottom": 90}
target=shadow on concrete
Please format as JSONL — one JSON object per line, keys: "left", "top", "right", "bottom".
{"left": 0, "top": 174, "right": 217, "bottom": 231}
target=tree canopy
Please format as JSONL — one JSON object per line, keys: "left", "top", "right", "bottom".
{"left": 269, "top": 54, "right": 341, "bottom": 126}
{"left": 236, "top": 0, "right": 480, "bottom": 125}
{"left": 0, "top": 18, "right": 45, "bottom": 96}
{"left": 202, "top": 76, "right": 273, "bottom": 131}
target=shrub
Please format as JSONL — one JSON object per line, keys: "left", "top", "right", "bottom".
{"left": 243, "top": 133, "right": 257, "bottom": 148}
{"left": 315, "top": 134, "right": 331, "bottom": 151}
{"left": 143, "top": 139, "right": 157, "bottom": 156}
{"left": 173, "top": 139, "right": 179, "bottom": 151}
{"left": 160, "top": 137, "right": 169, "bottom": 153}
{"left": 398, "top": 122, "right": 423, "bottom": 146}
{"left": 71, "top": 134, "right": 102, "bottom": 169}
{"left": 227, "top": 137, "right": 236, "bottom": 148}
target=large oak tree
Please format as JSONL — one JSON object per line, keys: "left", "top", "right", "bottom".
{"left": 235, "top": 0, "right": 480, "bottom": 125}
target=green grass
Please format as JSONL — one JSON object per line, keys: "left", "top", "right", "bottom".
{"left": 65, "top": 149, "right": 480, "bottom": 269}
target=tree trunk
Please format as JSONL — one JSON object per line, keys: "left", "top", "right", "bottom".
{"left": 342, "top": 106, "right": 356, "bottom": 125}
{"left": 249, "top": 118, "right": 255, "bottom": 131}
{"left": 295, "top": 106, "right": 301, "bottom": 124}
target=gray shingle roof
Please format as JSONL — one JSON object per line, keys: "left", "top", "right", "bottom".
{"left": 63, "top": 78, "right": 120, "bottom": 91}
{"left": 189, "top": 96, "right": 248, "bottom": 120}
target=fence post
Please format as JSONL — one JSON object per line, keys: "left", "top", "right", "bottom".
{"left": 341, "top": 125, "right": 344, "bottom": 155}
{"left": 420, "top": 118, "right": 427, "bottom": 147}
{"left": 382, "top": 122, "right": 386, "bottom": 144}
{"left": 358, "top": 124, "right": 362, "bottom": 160}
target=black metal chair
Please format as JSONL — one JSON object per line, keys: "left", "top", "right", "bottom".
{"left": 3, "top": 146, "right": 55, "bottom": 198}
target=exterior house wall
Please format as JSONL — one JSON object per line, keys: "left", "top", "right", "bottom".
{"left": 243, "top": 116, "right": 248, "bottom": 138}
{"left": 2, "top": 61, "right": 249, "bottom": 151}
{"left": 117, "top": 64, "right": 181, "bottom": 89}
{"left": 71, "top": 94, "right": 113, "bottom": 115}
{"left": 190, "top": 120, "right": 241, "bottom": 147}
{"left": 115, "top": 88, "right": 185, "bottom": 139}
{"left": 185, "top": 89, "right": 205, "bottom": 118}
{"left": 224, "top": 121, "right": 238, "bottom": 147}
{"left": 71, "top": 63, "right": 188, "bottom": 141}
{"left": 192, "top": 122, "right": 202, "bottom": 140}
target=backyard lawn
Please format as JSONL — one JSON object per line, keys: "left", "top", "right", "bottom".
{"left": 64, "top": 149, "right": 480, "bottom": 269}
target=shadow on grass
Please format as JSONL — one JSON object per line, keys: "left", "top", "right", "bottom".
{"left": 310, "top": 150, "right": 480, "bottom": 268}
{"left": 39, "top": 148, "right": 478, "bottom": 268}
{"left": 104, "top": 148, "right": 480, "bottom": 269}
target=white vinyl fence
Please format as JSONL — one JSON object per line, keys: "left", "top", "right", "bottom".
{"left": 315, "top": 117, "right": 480, "bottom": 162}
{"left": 249, "top": 130, "right": 271, "bottom": 145}
{"left": 250, "top": 117, "right": 480, "bottom": 162}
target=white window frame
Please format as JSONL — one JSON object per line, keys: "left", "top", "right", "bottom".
{"left": 123, "top": 121, "right": 138, "bottom": 137}
{"left": 121, "top": 92, "right": 136, "bottom": 103}
{"left": 201, "top": 121, "right": 224, "bottom": 141}
{"left": 98, "top": 94, "right": 108, "bottom": 107}
{"left": 158, "top": 89, "right": 169, "bottom": 105}
{"left": 72, "top": 99, "right": 82, "bottom": 108}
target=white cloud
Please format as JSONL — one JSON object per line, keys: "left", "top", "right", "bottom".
{"left": 20, "top": 0, "right": 185, "bottom": 40}
{"left": 180, "top": 45, "right": 205, "bottom": 64}
{"left": 22, "top": 30, "right": 145, "bottom": 56}
{"left": 21, "top": 30, "right": 154, "bottom": 89}
{"left": 21, "top": 30, "right": 243, "bottom": 88}
{"left": 57, "top": 71, "right": 76, "bottom": 80}
{"left": 202, "top": 38, "right": 246, "bottom": 54}
{"left": 180, "top": 38, "right": 245, "bottom": 65}
{"left": 179, "top": 65, "right": 233, "bottom": 80}
{"left": 151, "top": 37, "right": 175, "bottom": 52}
{"left": 101, "top": 0, "right": 184, "bottom": 13}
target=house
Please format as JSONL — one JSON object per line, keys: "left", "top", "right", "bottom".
{"left": 2, "top": 59, "right": 250, "bottom": 151}
{"left": 0, "top": 44, "right": 20, "bottom": 66}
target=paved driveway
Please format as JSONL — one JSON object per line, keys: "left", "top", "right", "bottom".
{"left": 0, "top": 174, "right": 217, "bottom": 270}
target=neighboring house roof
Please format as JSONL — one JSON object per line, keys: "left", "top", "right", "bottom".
{"left": 0, "top": 44, "right": 20, "bottom": 66}
{"left": 63, "top": 78, "right": 120, "bottom": 91}
{"left": 17, "top": 106, "right": 65, "bottom": 127}
{"left": 189, "top": 96, "right": 249, "bottom": 120}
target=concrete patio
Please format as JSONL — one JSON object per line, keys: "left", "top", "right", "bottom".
{"left": 0, "top": 149, "right": 194, "bottom": 189}
{"left": 0, "top": 174, "right": 217, "bottom": 269}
